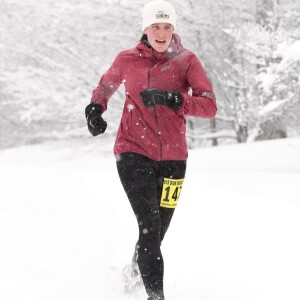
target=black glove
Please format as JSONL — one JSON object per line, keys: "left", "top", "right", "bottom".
{"left": 85, "top": 103, "right": 107, "bottom": 136}
{"left": 140, "top": 88, "right": 182, "bottom": 111}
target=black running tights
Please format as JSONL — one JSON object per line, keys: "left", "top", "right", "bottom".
{"left": 116, "top": 152, "right": 186, "bottom": 299}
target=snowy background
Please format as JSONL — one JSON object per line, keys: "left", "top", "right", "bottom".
{"left": 1, "top": 0, "right": 300, "bottom": 299}
{"left": 1, "top": 0, "right": 300, "bottom": 149}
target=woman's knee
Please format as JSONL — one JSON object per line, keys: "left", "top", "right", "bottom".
{"left": 137, "top": 215, "right": 161, "bottom": 249}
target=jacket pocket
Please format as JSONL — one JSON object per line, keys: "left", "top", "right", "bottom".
{"left": 126, "top": 109, "right": 149, "bottom": 142}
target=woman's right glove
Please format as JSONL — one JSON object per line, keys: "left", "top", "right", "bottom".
{"left": 85, "top": 103, "right": 107, "bottom": 136}
{"left": 140, "top": 88, "right": 182, "bottom": 111}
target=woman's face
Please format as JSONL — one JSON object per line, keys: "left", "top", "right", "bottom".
{"left": 144, "top": 23, "right": 174, "bottom": 53}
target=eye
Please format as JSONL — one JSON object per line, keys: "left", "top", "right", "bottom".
{"left": 150, "top": 24, "right": 160, "bottom": 30}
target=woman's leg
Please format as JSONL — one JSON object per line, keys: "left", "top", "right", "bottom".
{"left": 117, "top": 153, "right": 186, "bottom": 299}
{"left": 156, "top": 160, "right": 187, "bottom": 242}
{"left": 117, "top": 152, "right": 165, "bottom": 299}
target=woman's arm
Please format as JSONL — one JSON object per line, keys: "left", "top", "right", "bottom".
{"left": 91, "top": 54, "right": 123, "bottom": 112}
{"left": 183, "top": 54, "right": 217, "bottom": 118}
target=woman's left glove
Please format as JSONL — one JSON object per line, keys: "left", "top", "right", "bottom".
{"left": 85, "top": 103, "right": 107, "bottom": 136}
{"left": 140, "top": 88, "right": 182, "bottom": 111}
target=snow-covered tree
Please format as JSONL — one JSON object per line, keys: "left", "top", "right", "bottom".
{"left": 180, "top": 0, "right": 300, "bottom": 145}
{"left": 0, "top": 0, "right": 299, "bottom": 149}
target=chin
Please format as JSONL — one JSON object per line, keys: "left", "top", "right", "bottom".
{"left": 154, "top": 45, "right": 168, "bottom": 52}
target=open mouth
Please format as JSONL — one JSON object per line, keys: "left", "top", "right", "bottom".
{"left": 156, "top": 40, "right": 166, "bottom": 44}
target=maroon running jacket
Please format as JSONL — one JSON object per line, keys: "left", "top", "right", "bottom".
{"left": 91, "top": 33, "right": 217, "bottom": 161}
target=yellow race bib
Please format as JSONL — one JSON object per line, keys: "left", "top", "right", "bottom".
{"left": 160, "top": 178, "right": 184, "bottom": 208}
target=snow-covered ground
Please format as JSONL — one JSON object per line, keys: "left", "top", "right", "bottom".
{"left": 1, "top": 138, "right": 300, "bottom": 300}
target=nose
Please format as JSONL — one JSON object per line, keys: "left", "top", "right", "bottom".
{"left": 157, "top": 28, "right": 165, "bottom": 38}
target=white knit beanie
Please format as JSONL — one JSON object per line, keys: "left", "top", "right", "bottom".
{"left": 142, "top": 0, "right": 176, "bottom": 31}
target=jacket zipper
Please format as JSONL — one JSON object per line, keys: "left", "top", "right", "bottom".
{"left": 148, "top": 65, "right": 163, "bottom": 160}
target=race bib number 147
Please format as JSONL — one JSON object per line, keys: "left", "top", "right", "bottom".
{"left": 160, "top": 178, "right": 184, "bottom": 208}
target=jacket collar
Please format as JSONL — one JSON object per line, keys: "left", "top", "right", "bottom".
{"left": 137, "top": 33, "right": 183, "bottom": 61}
